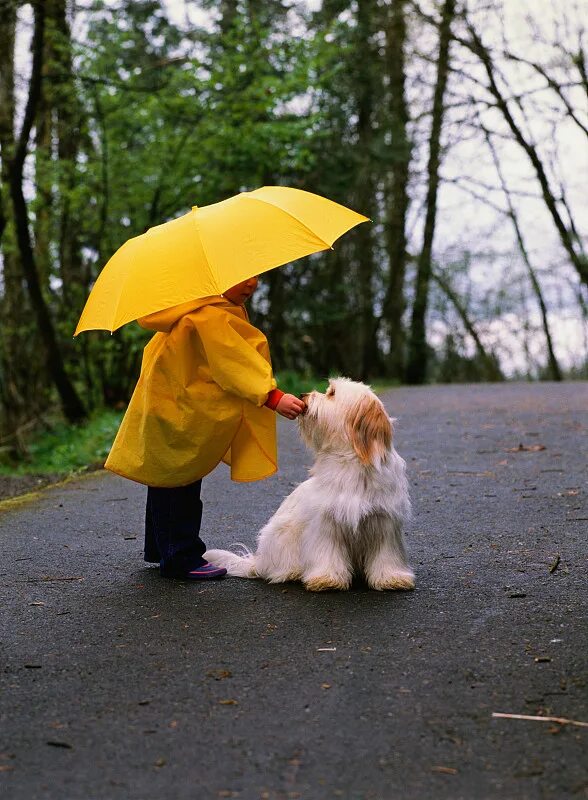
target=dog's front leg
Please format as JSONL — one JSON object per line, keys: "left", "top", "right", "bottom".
{"left": 301, "top": 513, "right": 352, "bottom": 592}
{"left": 362, "top": 514, "right": 415, "bottom": 591}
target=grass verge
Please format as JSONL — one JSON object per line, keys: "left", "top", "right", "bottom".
{"left": 0, "top": 410, "right": 123, "bottom": 477}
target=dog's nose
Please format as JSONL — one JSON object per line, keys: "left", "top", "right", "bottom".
{"left": 298, "top": 392, "right": 309, "bottom": 415}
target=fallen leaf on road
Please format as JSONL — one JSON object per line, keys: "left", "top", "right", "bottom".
{"left": 431, "top": 766, "right": 458, "bottom": 775}
{"left": 547, "top": 725, "right": 563, "bottom": 735}
{"left": 218, "top": 699, "right": 238, "bottom": 705}
{"left": 46, "top": 741, "right": 73, "bottom": 749}
{"left": 548, "top": 555, "right": 561, "bottom": 574}
{"left": 321, "top": 683, "right": 332, "bottom": 689}
{"left": 207, "top": 669, "right": 232, "bottom": 680}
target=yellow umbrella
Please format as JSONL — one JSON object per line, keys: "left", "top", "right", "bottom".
{"left": 74, "top": 186, "right": 369, "bottom": 335}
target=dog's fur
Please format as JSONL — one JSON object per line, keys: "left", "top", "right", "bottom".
{"left": 205, "top": 377, "right": 414, "bottom": 591}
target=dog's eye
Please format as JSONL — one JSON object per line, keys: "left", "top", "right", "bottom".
{"left": 326, "top": 386, "right": 335, "bottom": 398}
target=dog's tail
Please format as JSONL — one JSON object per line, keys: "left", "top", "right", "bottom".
{"left": 203, "top": 544, "right": 257, "bottom": 578}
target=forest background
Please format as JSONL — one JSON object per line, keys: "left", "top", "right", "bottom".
{"left": 0, "top": 0, "right": 587, "bottom": 465}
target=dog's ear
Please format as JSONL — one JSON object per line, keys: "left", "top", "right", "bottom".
{"left": 346, "top": 396, "right": 392, "bottom": 467}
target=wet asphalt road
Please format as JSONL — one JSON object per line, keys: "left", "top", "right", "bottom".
{"left": 0, "top": 382, "right": 587, "bottom": 800}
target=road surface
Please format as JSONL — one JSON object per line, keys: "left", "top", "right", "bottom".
{"left": 1, "top": 382, "right": 586, "bottom": 799}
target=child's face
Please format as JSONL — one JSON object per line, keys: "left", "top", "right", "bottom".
{"left": 224, "top": 276, "right": 258, "bottom": 305}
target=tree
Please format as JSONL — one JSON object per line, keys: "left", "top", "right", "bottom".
{"left": 432, "top": 267, "right": 503, "bottom": 381}
{"left": 464, "top": 18, "right": 588, "bottom": 289}
{"left": 381, "top": 0, "right": 412, "bottom": 381}
{"left": 0, "top": 0, "right": 32, "bottom": 456}
{"left": 5, "top": 1, "right": 86, "bottom": 423}
{"left": 480, "top": 120, "right": 563, "bottom": 380}
{"left": 406, "top": 0, "right": 457, "bottom": 384}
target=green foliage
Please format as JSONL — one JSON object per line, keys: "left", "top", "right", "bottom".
{"left": 0, "top": 410, "right": 123, "bottom": 476}
{"left": 274, "top": 371, "right": 329, "bottom": 397}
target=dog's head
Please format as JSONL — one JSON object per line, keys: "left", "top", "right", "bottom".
{"left": 299, "top": 377, "right": 393, "bottom": 468}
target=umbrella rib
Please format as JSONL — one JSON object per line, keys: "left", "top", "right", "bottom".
{"left": 244, "top": 195, "right": 335, "bottom": 250}
{"left": 108, "top": 238, "right": 137, "bottom": 332}
{"left": 110, "top": 280, "right": 126, "bottom": 333}
{"left": 192, "top": 213, "right": 219, "bottom": 295}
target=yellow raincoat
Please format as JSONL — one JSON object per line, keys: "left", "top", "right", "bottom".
{"left": 104, "top": 297, "right": 278, "bottom": 487}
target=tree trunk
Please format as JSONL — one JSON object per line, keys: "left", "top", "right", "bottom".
{"left": 0, "top": 0, "right": 16, "bottom": 248}
{"left": 406, "top": 0, "right": 456, "bottom": 384}
{"left": 265, "top": 268, "right": 287, "bottom": 371}
{"left": 382, "top": 0, "right": 411, "bottom": 381}
{"left": 53, "top": 0, "right": 85, "bottom": 310}
{"left": 7, "top": 2, "right": 86, "bottom": 423}
{"left": 355, "top": 0, "right": 379, "bottom": 380}
{"left": 0, "top": 0, "right": 30, "bottom": 456}
{"left": 34, "top": 21, "right": 54, "bottom": 289}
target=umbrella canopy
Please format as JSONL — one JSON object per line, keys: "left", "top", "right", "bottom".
{"left": 74, "top": 186, "right": 369, "bottom": 335}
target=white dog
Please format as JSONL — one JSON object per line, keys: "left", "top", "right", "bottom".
{"left": 205, "top": 378, "right": 414, "bottom": 591}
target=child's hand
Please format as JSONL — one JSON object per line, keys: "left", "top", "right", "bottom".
{"left": 276, "top": 393, "right": 306, "bottom": 420}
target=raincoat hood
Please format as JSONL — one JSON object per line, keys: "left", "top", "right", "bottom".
{"left": 138, "top": 296, "right": 226, "bottom": 332}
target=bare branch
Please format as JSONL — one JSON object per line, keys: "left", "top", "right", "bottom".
{"left": 462, "top": 19, "right": 588, "bottom": 287}
{"left": 479, "top": 112, "right": 563, "bottom": 380}
{"left": 503, "top": 50, "right": 588, "bottom": 137}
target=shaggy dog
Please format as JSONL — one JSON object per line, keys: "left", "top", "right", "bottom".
{"left": 205, "top": 378, "right": 414, "bottom": 591}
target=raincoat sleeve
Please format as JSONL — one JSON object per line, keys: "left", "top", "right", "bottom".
{"left": 194, "top": 305, "right": 277, "bottom": 407}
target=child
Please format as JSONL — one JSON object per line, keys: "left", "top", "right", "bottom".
{"left": 104, "top": 276, "right": 305, "bottom": 580}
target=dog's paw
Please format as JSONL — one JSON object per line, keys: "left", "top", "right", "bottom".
{"left": 304, "top": 574, "right": 351, "bottom": 592}
{"left": 266, "top": 570, "right": 302, "bottom": 584}
{"left": 369, "top": 571, "right": 415, "bottom": 591}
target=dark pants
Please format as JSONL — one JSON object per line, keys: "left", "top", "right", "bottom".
{"left": 144, "top": 480, "right": 207, "bottom": 575}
